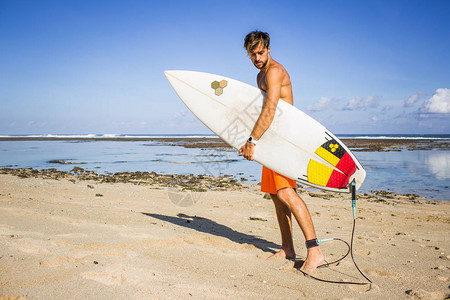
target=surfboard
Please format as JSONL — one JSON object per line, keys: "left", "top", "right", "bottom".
{"left": 165, "top": 70, "right": 366, "bottom": 193}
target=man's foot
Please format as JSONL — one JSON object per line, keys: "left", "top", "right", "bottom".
{"left": 299, "top": 247, "right": 325, "bottom": 273}
{"left": 268, "top": 248, "right": 296, "bottom": 260}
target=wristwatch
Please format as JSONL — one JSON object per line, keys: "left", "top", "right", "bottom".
{"left": 247, "top": 136, "right": 258, "bottom": 145}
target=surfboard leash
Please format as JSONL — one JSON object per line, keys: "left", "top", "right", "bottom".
{"left": 297, "top": 181, "right": 373, "bottom": 285}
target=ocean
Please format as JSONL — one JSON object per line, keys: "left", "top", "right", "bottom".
{"left": 1, "top": 133, "right": 449, "bottom": 139}
{"left": 0, "top": 134, "right": 449, "bottom": 201}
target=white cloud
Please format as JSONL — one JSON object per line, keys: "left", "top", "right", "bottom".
{"left": 422, "top": 88, "right": 450, "bottom": 114}
{"left": 27, "top": 121, "right": 47, "bottom": 127}
{"left": 404, "top": 91, "right": 425, "bottom": 107}
{"left": 308, "top": 95, "right": 379, "bottom": 112}
{"left": 381, "top": 105, "right": 392, "bottom": 113}
{"left": 307, "top": 97, "right": 332, "bottom": 111}
{"left": 343, "top": 96, "right": 378, "bottom": 111}
{"left": 418, "top": 121, "right": 433, "bottom": 128}
{"left": 169, "top": 109, "right": 204, "bottom": 130}
{"left": 173, "top": 110, "right": 187, "bottom": 119}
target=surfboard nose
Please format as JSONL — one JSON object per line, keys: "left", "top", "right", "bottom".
{"left": 164, "top": 70, "right": 173, "bottom": 78}
{"left": 164, "top": 70, "right": 188, "bottom": 78}
{"left": 164, "top": 70, "right": 192, "bottom": 86}
{"left": 164, "top": 71, "right": 187, "bottom": 89}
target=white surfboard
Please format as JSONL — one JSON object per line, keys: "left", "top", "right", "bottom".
{"left": 165, "top": 70, "right": 366, "bottom": 193}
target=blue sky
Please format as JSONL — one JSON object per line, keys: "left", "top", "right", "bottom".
{"left": 0, "top": 0, "right": 449, "bottom": 135}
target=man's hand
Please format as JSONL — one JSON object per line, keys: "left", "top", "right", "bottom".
{"left": 239, "top": 142, "right": 255, "bottom": 161}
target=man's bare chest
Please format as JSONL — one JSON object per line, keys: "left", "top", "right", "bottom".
{"left": 257, "top": 74, "right": 268, "bottom": 92}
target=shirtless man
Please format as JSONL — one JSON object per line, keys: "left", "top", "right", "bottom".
{"left": 239, "top": 31, "right": 325, "bottom": 272}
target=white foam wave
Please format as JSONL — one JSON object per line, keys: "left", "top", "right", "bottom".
{"left": 0, "top": 134, "right": 219, "bottom": 139}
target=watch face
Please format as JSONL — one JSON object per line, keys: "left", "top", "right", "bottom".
{"left": 247, "top": 136, "right": 257, "bottom": 144}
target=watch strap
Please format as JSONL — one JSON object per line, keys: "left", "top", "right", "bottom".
{"left": 247, "top": 136, "right": 258, "bottom": 145}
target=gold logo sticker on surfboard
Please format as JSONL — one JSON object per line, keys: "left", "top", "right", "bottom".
{"left": 329, "top": 143, "right": 339, "bottom": 153}
{"left": 211, "top": 80, "right": 227, "bottom": 96}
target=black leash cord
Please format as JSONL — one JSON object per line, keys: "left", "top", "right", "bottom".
{"left": 350, "top": 217, "right": 373, "bottom": 284}
{"left": 298, "top": 218, "right": 373, "bottom": 285}
{"left": 317, "top": 238, "right": 350, "bottom": 269}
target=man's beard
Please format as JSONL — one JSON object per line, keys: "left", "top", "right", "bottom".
{"left": 254, "top": 59, "right": 268, "bottom": 69}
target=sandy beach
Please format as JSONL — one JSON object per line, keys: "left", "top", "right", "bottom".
{"left": 1, "top": 171, "right": 449, "bottom": 299}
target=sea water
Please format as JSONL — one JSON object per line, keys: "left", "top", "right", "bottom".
{"left": 0, "top": 137, "right": 448, "bottom": 201}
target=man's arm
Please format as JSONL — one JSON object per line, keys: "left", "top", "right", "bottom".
{"left": 239, "top": 67, "right": 283, "bottom": 160}
{"left": 250, "top": 67, "right": 282, "bottom": 140}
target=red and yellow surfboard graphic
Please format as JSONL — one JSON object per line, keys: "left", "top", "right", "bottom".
{"left": 307, "top": 140, "right": 356, "bottom": 189}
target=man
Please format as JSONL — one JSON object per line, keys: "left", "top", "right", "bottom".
{"left": 239, "top": 31, "right": 324, "bottom": 272}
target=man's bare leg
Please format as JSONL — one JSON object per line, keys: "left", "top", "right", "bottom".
{"left": 269, "top": 193, "right": 296, "bottom": 259}
{"left": 276, "top": 187, "right": 325, "bottom": 272}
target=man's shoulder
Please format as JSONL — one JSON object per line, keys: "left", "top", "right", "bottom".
{"left": 266, "top": 62, "right": 287, "bottom": 79}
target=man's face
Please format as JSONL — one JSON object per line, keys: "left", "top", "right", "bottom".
{"left": 248, "top": 43, "right": 270, "bottom": 70}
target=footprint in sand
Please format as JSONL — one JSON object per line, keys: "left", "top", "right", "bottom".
{"left": 405, "top": 288, "right": 448, "bottom": 299}
{"left": 367, "top": 269, "right": 401, "bottom": 279}
{"left": 40, "top": 256, "right": 78, "bottom": 268}
{"left": 0, "top": 296, "right": 27, "bottom": 300}
{"left": 80, "top": 265, "right": 146, "bottom": 286}
{"left": 354, "top": 248, "right": 372, "bottom": 256}
{"left": 80, "top": 243, "right": 138, "bottom": 258}
{"left": 81, "top": 271, "right": 126, "bottom": 286}
{"left": 16, "top": 239, "right": 50, "bottom": 255}
{"left": 348, "top": 283, "right": 377, "bottom": 293}
{"left": 56, "top": 233, "right": 88, "bottom": 238}
{"left": 356, "top": 236, "right": 375, "bottom": 244}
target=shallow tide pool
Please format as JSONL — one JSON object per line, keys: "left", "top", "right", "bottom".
{"left": 0, "top": 140, "right": 448, "bottom": 201}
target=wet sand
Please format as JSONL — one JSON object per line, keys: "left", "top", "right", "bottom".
{"left": 0, "top": 171, "right": 449, "bottom": 299}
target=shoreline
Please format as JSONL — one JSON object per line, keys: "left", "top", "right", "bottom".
{"left": 0, "top": 137, "right": 449, "bottom": 151}
{"left": 0, "top": 167, "right": 440, "bottom": 204}
{"left": 1, "top": 138, "right": 448, "bottom": 201}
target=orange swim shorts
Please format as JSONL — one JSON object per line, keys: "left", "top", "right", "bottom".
{"left": 260, "top": 166, "right": 297, "bottom": 194}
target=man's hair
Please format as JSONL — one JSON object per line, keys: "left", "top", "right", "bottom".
{"left": 244, "top": 30, "right": 270, "bottom": 52}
